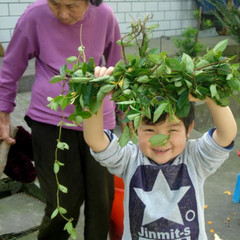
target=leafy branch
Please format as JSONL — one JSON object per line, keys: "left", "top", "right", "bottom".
{"left": 48, "top": 16, "right": 240, "bottom": 148}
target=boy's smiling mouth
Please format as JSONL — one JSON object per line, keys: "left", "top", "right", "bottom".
{"left": 151, "top": 148, "right": 170, "bottom": 153}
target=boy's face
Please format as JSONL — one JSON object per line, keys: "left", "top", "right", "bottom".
{"left": 137, "top": 118, "right": 194, "bottom": 164}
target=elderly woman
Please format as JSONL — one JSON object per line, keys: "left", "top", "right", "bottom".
{"left": 0, "top": 0, "right": 122, "bottom": 239}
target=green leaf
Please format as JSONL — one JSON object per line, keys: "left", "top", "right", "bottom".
{"left": 127, "top": 113, "right": 141, "bottom": 121}
{"left": 90, "top": 75, "right": 110, "bottom": 83}
{"left": 177, "top": 91, "right": 189, "bottom": 109}
{"left": 66, "top": 56, "right": 78, "bottom": 64}
{"left": 147, "top": 48, "right": 160, "bottom": 55}
{"left": 51, "top": 208, "right": 59, "bottom": 219}
{"left": 166, "top": 57, "right": 182, "bottom": 71}
{"left": 61, "top": 97, "right": 71, "bottom": 111}
{"left": 57, "top": 161, "right": 65, "bottom": 166}
{"left": 194, "top": 86, "right": 209, "bottom": 100}
{"left": 82, "top": 62, "right": 87, "bottom": 76}
{"left": 60, "top": 64, "right": 67, "bottom": 76}
{"left": 118, "top": 125, "right": 130, "bottom": 147}
{"left": 54, "top": 162, "right": 60, "bottom": 174}
{"left": 79, "top": 111, "right": 92, "bottom": 119}
{"left": 59, "top": 207, "right": 67, "bottom": 214}
{"left": 203, "top": 49, "right": 215, "bottom": 63}
{"left": 153, "top": 102, "right": 168, "bottom": 123}
{"left": 144, "top": 106, "right": 151, "bottom": 119}
{"left": 138, "top": 57, "right": 146, "bottom": 67}
{"left": 58, "top": 184, "right": 68, "bottom": 193}
{"left": 64, "top": 122, "right": 77, "bottom": 127}
{"left": 148, "top": 54, "right": 163, "bottom": 64}
{"left": 113, "top": 60, "right": 126, "bottom": 76}
{"left": 87, "top": 57, "right": 95, "bottom": 71}
{"left": 182, "top": 53, "right": 194, "bottom": 74}
{"left": 117, "top": 100, "right": 137, "bottom": 105}
{"left": 174, "top": 81, "right": 182, "bottom": 87}
{"left": 71, "top": 228, "right": 77, "bottom": 239}
{"left": 64, "top": 221, "right": 73, "bottom": 234}
{"left": 210, "top": 84, "right": 220, "bottom": 100}
{"left": 131, "top": 132, "right": 138, "bottom": 144}
{"left": 213, "top": 39, "right": 228, "bottom": 52}
{"left": 217, "top": 64, "right": 232, "bottom": 75}
{"left": 136, "top": 75, "right": 150, "bottom": 83}
{"left": 75, "top": 115, "right": 83, "bottom": 124}
{"left": 184, "top": 80, "right": 193, "bottom": 88}
{"left": 123, "top": 89, "right": 132, "bottom": 95}
{"left": 72, "top": 70, "right": 83, "bottom": 77}
{"left": 99, "top": 84, "right": 115, "bottom": 93}
{"left": 134, "top": 115, "right": 142, "bottom": 129}
{"left": 195, "top": 59, "right": 209, "bottom": 68}
{"left": 176, "top": 91, "right": 190, "bottom": 118}
{"left": 149, "top": 134, "right": 170, "bottom": 146}
{"left": 47, "top": 101, "right": 59, "bottom": 112}
{"left": 69, "top": 77, "right": 92, "bottom": 83}
{"left": 50, "top": 75, "right": 66, "bottom": 84}
{"left": 57, "top": 141, "right": 69, "bottom": 150}
{"left": 83, "top": 84, "right": 94, "bottom": 106}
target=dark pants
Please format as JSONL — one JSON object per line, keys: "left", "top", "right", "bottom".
{"left": 26, "top": 117, "right": 114, "bottom": 240}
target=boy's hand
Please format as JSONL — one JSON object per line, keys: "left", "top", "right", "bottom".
{"left": 188, "top": 93, "right": 209, "bottom": 102}
{"left": 188, "top": 94, "right": 199, "bottom": 102}
{"left": 94, "top": 66, "right": 114, "bottom": 78}
{"left": 94, "top": 66, "right": 115, "bottom": 95}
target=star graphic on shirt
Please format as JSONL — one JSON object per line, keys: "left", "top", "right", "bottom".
{"left": 134, "top": 170, "right": 190, "bottom": 226}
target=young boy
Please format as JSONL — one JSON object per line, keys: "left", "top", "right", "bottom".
{"left": 83, "top": 67, "right": 237, "bottom": 240}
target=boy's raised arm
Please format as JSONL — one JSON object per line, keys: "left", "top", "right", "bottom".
{"left": 205, "top": 98, "right": 237, "bottom": 148}
{"left": 190, "top": 95, "right": 237, "bottom": 147}
{"left": 83, "top": 66, "right": 114, "bottom": 152}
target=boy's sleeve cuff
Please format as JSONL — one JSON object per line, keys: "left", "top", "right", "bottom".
{"left": 208, "top": 128, "right": 235, "bottom": 150}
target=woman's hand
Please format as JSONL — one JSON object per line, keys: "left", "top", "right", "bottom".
{"left": 0, "top": 112, "right": 16, "bottom": 145}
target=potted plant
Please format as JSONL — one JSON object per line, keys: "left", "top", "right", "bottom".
{"left": 173, "top": 27, "right": 205, "bottom": 57}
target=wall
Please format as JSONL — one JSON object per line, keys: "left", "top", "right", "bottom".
{"left": 0, "top": 0, "right": 197, "bottom": 50}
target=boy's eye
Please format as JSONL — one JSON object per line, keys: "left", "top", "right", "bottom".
{"left": 145, "top": 129, "right": 154, "bottom": 132}
{"left": 169, "top": 128, "right": 178, "bottom": 132}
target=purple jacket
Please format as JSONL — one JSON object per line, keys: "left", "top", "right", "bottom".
{"left": 0, "top": 0, "right": 122, "bottom": 130}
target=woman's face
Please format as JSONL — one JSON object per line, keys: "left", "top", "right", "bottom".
{"left": 48, "top": 0, "right": 89, "bottom": 24}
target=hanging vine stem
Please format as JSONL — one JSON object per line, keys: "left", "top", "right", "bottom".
{"left": 50, "top": 100, "right": 77, "bottom": 239}
{"left": 49, "top": 24, "right": 88, "bottom": 240}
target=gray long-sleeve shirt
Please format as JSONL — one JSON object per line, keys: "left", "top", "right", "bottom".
{"left": 91, "top": 130, "right": 233, "bottom": 240}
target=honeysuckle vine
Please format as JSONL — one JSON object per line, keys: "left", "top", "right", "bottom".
{"left": 47, "top": 14, "right": 240, "bottom": 238}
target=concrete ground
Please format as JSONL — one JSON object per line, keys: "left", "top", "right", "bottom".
{"left": 0, "top": 35, "right": 240, "bottom": 240}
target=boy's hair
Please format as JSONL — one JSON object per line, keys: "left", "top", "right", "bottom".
{"left": 142, "top": 103, "right": 195, "bottom": 132}
{"left": 90, "top": 0, "right": 103, "bottom": 6}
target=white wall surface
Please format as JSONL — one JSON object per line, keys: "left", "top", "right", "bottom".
{"left": 0, "top": 0, "right": 197, "bottom": 50}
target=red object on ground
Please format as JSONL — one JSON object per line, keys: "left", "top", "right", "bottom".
{"left": 110, "top": 175, "right": 124, "bottom": 240}
{"left": 238, "top": 149, "right": 240, "bottom": 157}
